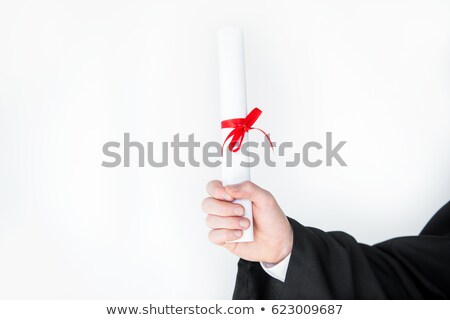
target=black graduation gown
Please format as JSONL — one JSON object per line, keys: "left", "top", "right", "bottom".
{"left": 233, "top": 201, "right": 450, "bottom": 299}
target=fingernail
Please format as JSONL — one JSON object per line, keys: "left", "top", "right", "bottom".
{"left": 227, "top": 184, "right": 239, "bottom": 192}
{"left": 234, "top": 206, "right": 244, "bottom": 216}
{"left": 224, "top": 193, "right": 234, "bottom": 201}
{"left": 239, "top": 219, "right": 249, "bottom": 229}
{"left": 234, "top": 230, "right": 243, "bottom": 238}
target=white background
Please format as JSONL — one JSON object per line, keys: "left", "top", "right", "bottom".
{"left": 0, "top": 0, "right": 449, "bottom": 299}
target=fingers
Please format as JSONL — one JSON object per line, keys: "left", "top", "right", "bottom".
{"left": 205, "top": 215, "right": 250, "bottom": 230}
{"left": 208, "top": 229, "right": 243, "bottom": 245}
{"left": 201, "top": 197, "right": 244, "bottom": 217}
{"left": 204, "top": 180, "right": 272, "bottom": 246}
{"left": 204, "top": 210, "right": 249, "bottom": 246}
{"left": 206, "top": 180, "right": 234, "bottom": 201}
{"left": 224, "top": 180, "right": 275, "bottom": 206}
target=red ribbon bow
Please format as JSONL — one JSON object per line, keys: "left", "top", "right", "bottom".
{"left": 221, "top": 107, "right": 273, "bottom": 153}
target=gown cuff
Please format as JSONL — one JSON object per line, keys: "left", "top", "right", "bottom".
{"left": 259, "top": 253, "right": 291, "bottom": 282}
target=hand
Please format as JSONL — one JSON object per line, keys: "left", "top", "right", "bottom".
{"left": 201, "top": 180, "right": 293, "bottom": 264}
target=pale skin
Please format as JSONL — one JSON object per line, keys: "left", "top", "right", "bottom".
{"left": 201, "top": 180, "right": 294, "bottom": 264}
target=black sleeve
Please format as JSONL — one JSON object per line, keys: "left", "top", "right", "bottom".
{"left": 233, "top": 207, "right": 450, "bottom": 299}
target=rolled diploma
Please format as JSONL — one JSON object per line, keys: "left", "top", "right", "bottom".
{"left": 218, "top": 26, "right": 254, "bottom": 242}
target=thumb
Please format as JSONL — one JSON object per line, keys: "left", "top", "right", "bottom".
{"left": 224, "top": 181, "right": 274, "bottom": 207}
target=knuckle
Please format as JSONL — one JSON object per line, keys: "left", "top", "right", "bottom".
{"left": 208, "top": 230, "right": 219, "bottom": 244}
{"left": 211, "top": 180, "right": 222, "bottom": 191}
{"left": 204, "top": 215, "right": 212, "bottom": 227}
{"left": 264, "top": 190, "right": 274, "bottom": 200}
{"left": 207, "top": 230, "right": 214, "bottom": 242}
{"left": 211, "top": 188, "right": 221, "bottom": 199}
{"left": 200, "top": 197, "right": 210, "bottom": 212}
{"left": 242, "top": 180, "right": 254, "bottom": 190}
{"left": 263, "top": 190, "right": 277, "bottom": 206}
{"left": 206, "top": 180, "right": 219, "bottom": 195}
{"left": 206, "top": 181, "right": 213, "bottom": 193}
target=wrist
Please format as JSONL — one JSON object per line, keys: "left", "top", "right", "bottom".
{"left": 276, "top": 225, "right": 293, "bottom": 264}
{"left": 265, "top": 223, "right": 293, "bottom": 265}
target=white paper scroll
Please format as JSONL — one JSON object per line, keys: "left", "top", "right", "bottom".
{"left": 218, "top": 26, "right": 254, "bottom": 242}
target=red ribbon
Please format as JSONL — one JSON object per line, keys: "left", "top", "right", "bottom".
{"left": 221, "top": 107, "right": 273, "bottom": 153}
